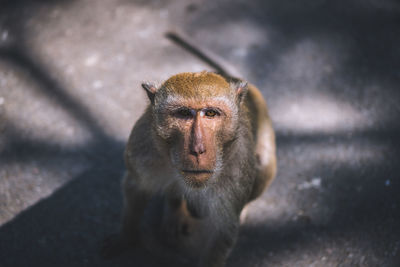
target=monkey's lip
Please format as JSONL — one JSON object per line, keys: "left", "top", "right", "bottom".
{"left": 181, "top": 169, "right": 213, "bottom": 174}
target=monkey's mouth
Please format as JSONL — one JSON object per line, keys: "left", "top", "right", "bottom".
{"left": 181, "top": 170, "right": 213, "bottom": 188}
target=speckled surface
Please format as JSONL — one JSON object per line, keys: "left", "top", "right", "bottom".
{"left": 0, "top": 0, "right": 399, "bottom": 266}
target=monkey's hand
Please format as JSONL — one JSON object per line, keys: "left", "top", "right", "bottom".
{"left": 161, "top": 196, "right": 199, "bottom": 246}
{"left": 161, "top": 208, "right": 197, "bottom": 246}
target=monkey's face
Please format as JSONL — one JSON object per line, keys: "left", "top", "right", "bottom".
{"left": 156, "top": 97, "right": 237, "bottom": 188}
{"left": 143, "top": 72, "right": 246, "bottom": 188}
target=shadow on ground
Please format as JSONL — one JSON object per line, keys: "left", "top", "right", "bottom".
{"left": 0, "top": 0, "right": 399, "bottom": 266}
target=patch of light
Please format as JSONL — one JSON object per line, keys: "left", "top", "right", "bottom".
{"left": 273, "top": 94, "right": 367, "bottom": 133}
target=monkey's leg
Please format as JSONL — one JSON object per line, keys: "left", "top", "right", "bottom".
{"left": 101, "top": 172, "right": 150, "bottom": 258}
{"left": 239, "top": 205, "right": 249, "bottom": 224}
{"left": 240, "top": 159, "right": 276, "bottom": 224}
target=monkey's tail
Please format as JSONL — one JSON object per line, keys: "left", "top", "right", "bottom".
{"left": 165, "top": 30, "right": 243, "bottom": 78}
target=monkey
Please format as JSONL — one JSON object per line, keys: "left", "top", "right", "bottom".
{"left": 101, "top": 34, "right": 276, "bottom": 267}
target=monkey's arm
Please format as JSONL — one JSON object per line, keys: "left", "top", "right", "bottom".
{"left": 120, "top": 171, "right": 151, "bottom": 243}
{"left": 121, "top": 108, "right": 168, "bottom": 236}
{"left": 102, "top": 110, "right": 159, "bottom": 258}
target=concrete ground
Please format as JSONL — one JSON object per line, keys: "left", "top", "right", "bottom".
{"left": 0, "top": 0, "right": 399, "bottom": 266}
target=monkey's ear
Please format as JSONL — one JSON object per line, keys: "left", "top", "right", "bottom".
{"left": 142, "top": 82, "right": 157, "bottom": 104}
{"left": 235, "top": 81, "right": 248, "bottom": 103}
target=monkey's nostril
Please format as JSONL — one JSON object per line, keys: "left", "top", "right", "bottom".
{"left": 196, "top": 144, "right": 206, "bottom": 155}
{"left": 191, "top": 150, "right": 205, "bottom": 156}
{"left": 190, "top": 142, "right": 206, "bottom": 155}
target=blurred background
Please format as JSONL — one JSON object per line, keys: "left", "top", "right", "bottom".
{"left": 0, "top": 0, "right": 399, "bottom": 266}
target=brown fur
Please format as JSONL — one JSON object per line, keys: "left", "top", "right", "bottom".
{"left": 102, "top": 72, "right": 276, "bottom": 267}
{"left": 162, "top": 71, "right": 232, "bottom": 98}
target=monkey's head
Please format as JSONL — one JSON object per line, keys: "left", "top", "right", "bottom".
{"left": 142, "top": 72, "right": 247, "bottom": 188}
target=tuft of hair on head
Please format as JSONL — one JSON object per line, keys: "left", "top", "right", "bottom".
{"left": 158, "top": 72, "right": 232, "bottom": 99}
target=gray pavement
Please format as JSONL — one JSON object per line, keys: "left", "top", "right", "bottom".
{"left": 0, "top": 0, "right": 399, "bottom": 266}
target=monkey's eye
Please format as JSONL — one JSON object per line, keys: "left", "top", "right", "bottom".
{"left": 204, "top": 109, "right": 219, "bottom": 118}
{"left": 174, "top": 108, "right": 193, "bottom": 118}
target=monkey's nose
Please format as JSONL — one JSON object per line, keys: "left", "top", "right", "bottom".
{"left": 191, "top": 143, "right": 206, "bottom": 155}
